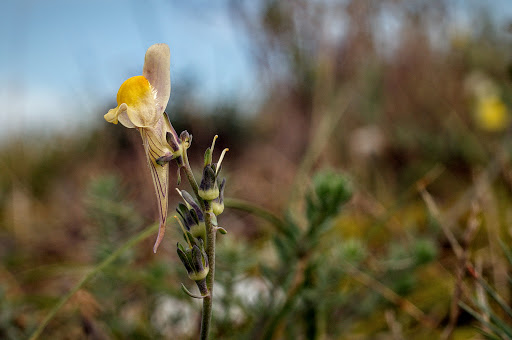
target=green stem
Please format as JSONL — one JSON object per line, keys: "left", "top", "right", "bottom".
{"left": 181, "top": 147, "right": 215, "bottom": 340}
{"left": 181, "top": 149, "right": 200, "bottom": 198}
{"left": 28, "top": 223, "right": 159, "bottom": 340}
{"left": 201, "top": 201, "right": 216, "bottom": 340}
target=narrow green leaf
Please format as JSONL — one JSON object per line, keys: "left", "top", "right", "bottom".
{"left": 181, "top": 283, "right": 207, "bottom": 299}
{"left": 498, "top": 239, "right": 512, "bottom": 265}
{"left": 484, "top": 303, "right": 512, "bottom": 337}
{"left": 477, "top": 275, "right": 512, "bottom": 317}
{"left": 460, "top": 302, "right": 508, "bottom": 339}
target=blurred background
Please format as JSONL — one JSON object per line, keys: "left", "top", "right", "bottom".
{"left": 2, "top": 0, "right": 512, "bottom": 339}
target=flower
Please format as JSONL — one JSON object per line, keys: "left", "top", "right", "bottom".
{"left": 198, "top": 136, "right": 228, "bottom": 202}
{"left": 104, "top": 43, "right": 181, "bottom": 253}
{"left": 198, "top": 165, "right": 220, "bottom": 201}
{"left": 475, "top": 94, "right": 509, "bottom": 132}
{"left": 464, "top": 71, "right": 510, "bottom": 132}
{"left": 176, "top": 238, "right": 210, "bottom": 282}
{"left": 211, "top": 178, "right": 226, "bottom": 216}
{"left": 176, "top": 189, "right": 207, "bottom": 242}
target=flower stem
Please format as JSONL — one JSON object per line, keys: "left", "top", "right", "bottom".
{"left": 200, "top": 201, "right": 216, "bottom": 340}
{"left": 181, "top": 149, "right": 200, "bottom": 198}
{"left": 181, "top": 147, "right": 215, "bottom": 340}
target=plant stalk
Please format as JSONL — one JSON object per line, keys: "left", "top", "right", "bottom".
{"left": 181, "top": 150, "right": 200, "bottom": 198}
{"left": 182, "top": 147, "right": 215, "bottom": 340}
{"left": 201, "top": 204, "right": 216, "bottom": 340}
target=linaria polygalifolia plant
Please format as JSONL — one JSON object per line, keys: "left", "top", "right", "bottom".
{"left": 104, "top": 43, "right": 228, "bottom": 339}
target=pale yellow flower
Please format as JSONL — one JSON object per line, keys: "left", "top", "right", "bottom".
{"left": 475, "top": 95, "right": 509, "bottom": 132}
{"left": 465, "top": 71, "right": 510, "bottom": 132}
{"left": 105, "top": 43, "right": 180, "bottom": 252}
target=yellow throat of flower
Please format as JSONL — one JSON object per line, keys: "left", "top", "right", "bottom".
{"left": 105, "top": 75, "right": 159, "bottom": 127}
{"left": 117, "top": 76, "right": 154, "bottom": 107}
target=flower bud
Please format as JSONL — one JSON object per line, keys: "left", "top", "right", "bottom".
{"left": 176, "top": 202, "right": 206, "bottom": 242}
{"left": 180, "top": 190, "right": 202, "bottom": 215}
{"left": 198, "top": 165, "right": 219, "bottom": 201}
{"left": 166, "top": 132, "right": 180, "bottom": 153}
{"left": 176, "top": 240, "right": 209, "bottom": 282}
{"left": 180, "top": 130, "right": 192, "bottom": 148}
{"left": 212, "top": 178, "right": 226, "bottom": 216}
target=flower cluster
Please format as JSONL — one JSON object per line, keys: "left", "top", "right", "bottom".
{"left": 173, "top": 135, "right": 227, "bottom": 290}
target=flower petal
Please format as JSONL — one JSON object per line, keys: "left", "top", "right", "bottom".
{"left": 125, "top": 100, "right": 158, "bottom": 128}
{"left": 115, "top": 76, "right": 160, "bottom": 128}
{"left": 105, "top": 103, "right": 137, "bottom": 128}
{"left": 104, "top": 107, "right": 120, "bottom": 124}
{"left": 143, "top": 44, "right": 170, "bottom": 115}
{"left": 116, "top": 104, "right": 136, "bottom": 128}
{"left": 140, "top": 121, "right": 172, "bottom": 253}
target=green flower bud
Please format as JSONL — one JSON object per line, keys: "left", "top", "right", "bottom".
{"left": 176, "top": 239, "right": 209, "bottom": 282}
{"left": 176, "top": 199, "right": 206, "bottom": 242}
{"left": 212, "top": 178, "right": 226, "bottom": 215}
{"left": 198, "top": 165, "right": 219, "bottom": 201}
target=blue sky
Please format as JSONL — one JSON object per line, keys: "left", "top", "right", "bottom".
{"left": 1, "top": 0, "right": 511, "bottom": 144}
{"left": 0, "top": 0, "right": 255, "bottom": 142}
